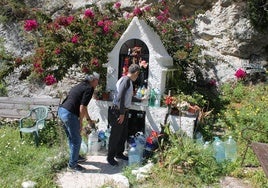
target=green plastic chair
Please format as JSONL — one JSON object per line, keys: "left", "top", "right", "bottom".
{"left": 19, "top": 106, "right": 49, "bottom": 146}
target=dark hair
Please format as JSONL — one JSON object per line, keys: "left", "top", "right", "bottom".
{"left": 128, "top": 64, "right": 140, "bottom": 74}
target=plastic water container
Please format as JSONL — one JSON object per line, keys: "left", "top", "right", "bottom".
{"left": 88, "top": 130, "right": 100, "bottom": 155}
{"left": 203, "top": 141, "right": 210, "bottom": 150}
{"left": 195, "top": 132, "right": 204, "bottom": 145}
{"left": 135, "top": 132, "right": 146, "bottom": 159}
{"left": 105, "top": 128, "right": 111, "bottom": 150}
{"left": 149, "top": 89, "right": 156, "bottom": 107}
{"left": 212, "top": 136, "right": 225, "bottom": 163}
{"left": 128, "top": 143, "right": 141, "bottom": 166}
{"left": 80, "top": 139, "right": 88, "bottom": 154}
{"left": 154, "top": 88, "right": 161, "bottom": 107}
{"left": 224, "top": 136, "right": 237, "bottom": 162}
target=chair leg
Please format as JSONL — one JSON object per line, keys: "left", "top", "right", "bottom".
{"left": 34, "top": 132, "right": 39, "bottom": 147}
{"left": 20, "top": 131, "right": 22, "bottom": 139}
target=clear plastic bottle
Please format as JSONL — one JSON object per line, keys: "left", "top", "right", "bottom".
{"left": 195, "top": 132, "right": 204, "bottom": 145}
{"left": 203, "top": 141, "right": 210, "bottom": 150}
{"left": 105, "top": 128, "right": 111, "bottom": 150}
{"left": 212, "top": 136, "right": 225, "bottom": 163}
{"left": 136, "top": 87, "right": 142, "bottom": 98}
{"left": 154, "top": 88, "right": 161, "bottom": 107}
{"left": 88, "top": 130, "right": 99, "bottom": 155}
{"left": 80, "top": 139, "right": 88, "bottom": 154}
{"left": 135, "top": 132, "right": 146, "bottom": 160}
{"left": 224, "top": 136, "right": 237, "bottom": 162}
{"left": 128, "top": 143, "right": 141, "bottom": 166}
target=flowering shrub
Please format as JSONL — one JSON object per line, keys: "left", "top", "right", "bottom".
{"left": 1, "top": 1, "right": 202, "bottom": 90}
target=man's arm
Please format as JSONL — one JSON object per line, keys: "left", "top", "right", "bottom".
{"left": 79, "top": 105, "right": 92, "bottom": 125}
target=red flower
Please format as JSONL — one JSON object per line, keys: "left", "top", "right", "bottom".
{"left": 71, "top": 35, "right": 79, "bottom": 43}
{"left": 97, "top": 20, "right": 104, "bottom": 27}
{"left": 144, "top": 5, "right": 151, "bottom": 12}
{"left": 235, "top": 68, "right": 247, "bottom": 79}
{"left": 114, "top": 2, "right": 121, "bottom": 9}
{"left": 208, "top": 79, "right": 217, "bottom": 86}
{"left": 54, "top": 48, "right": 61, "bottom": 55}
{"left": 33, "top": 63, "right": 44, "bottom": 73}
{"left": 146, "top": 136, "right": 153, "bottom": 144}
{"left": 151, "top": 130, "right": 159, "bottom": 138}
{"left": 165, "top": 96, "right": 173, "bottom": 105}
{"left": 133, "top": 7, "right": 142, "bottom": 16}
{"left": 56, "top": 16, "right": 74, "bottom": 27}
{"left": 103, "top": 25, "right": 109, "bottom": 34}
{"left": 44, "top": 75, "right": 57, "bottom": 85}
{"left": 84, "top": 9, "right": 94, "bottom": 18}
{"left": 24, "top": 19, "right": 38, "bottom": 31}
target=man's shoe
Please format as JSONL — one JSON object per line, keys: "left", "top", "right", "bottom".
{"left": 67, "top": 164, "right": 86, "bottom": 172}
{"left": 107, "top": 157, "right": 119, "bottom": 166}
{"left": 116, "top": 154, "right": 128, "bottom": 161}
{"left": 78, "top": 155, "right": 87, "bottom": 163}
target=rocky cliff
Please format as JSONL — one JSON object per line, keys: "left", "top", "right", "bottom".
{"left": 1, "top": 0, "right": 267, "bottom": 97}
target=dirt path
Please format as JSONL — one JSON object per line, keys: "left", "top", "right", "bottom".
{"left": 56, "top": 151, "right": 253, "bottom": 188}
{"left": 56, "top": 153, "right": 129, "bottom": 188}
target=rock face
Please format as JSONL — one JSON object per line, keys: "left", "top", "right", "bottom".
{"left": 1, "top": 0, "right": 267, "bottom": 97}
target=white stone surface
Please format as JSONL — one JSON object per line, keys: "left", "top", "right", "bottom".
{"left": 57, "top": 154, "right": 129, "bottom": 188}
{"left": 88, "top": 99, "right": 195, "bottom": 137}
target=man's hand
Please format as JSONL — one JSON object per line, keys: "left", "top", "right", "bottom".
{"left": 118, "top": 114, "right": 125, "bottom": 124}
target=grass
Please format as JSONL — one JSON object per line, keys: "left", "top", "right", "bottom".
{"left": 0, "top": 122, "right": 68, "bottom": 188}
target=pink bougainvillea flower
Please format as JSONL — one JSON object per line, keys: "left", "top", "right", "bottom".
{"left": 54, "top": 48, "right": 61, "bottom": 55}
{"left": 66, "top": 16, "right": 74, "bottom": 24}
{"left": 24, "top": 19, "right": 38, "bottom": 31}
{"left": 144, "top": 5, "right": 151, "bottom": 12}
{"left": 33, "top": 63, "right": 44, "bottom": 74}
{"left": 235, "top": 68, "right": 247, "bottom": 79}
{"left": 56, "top": 16, "right": 74, "bottom": 27}
{"left": 98, "top": 20, "right": 112, "bottom": 34}
{"left": 84, "top": 9, "right": 94, "bottom": 18}
{"left": 103, "top": 25, "right": 109, "bottom": 34}
{"left": 133, "top": 7, "right": 142, "bottom": 16}
{"left": 113, "top": 32, "right": 120, "bottom": 39}
{"left": 208, "top": 79, "right": 217, "bottom": 86}
{"left": 71, "top": 35, "right": 79, "bottom": 43}
{"left": 114, "top": 2, "right": 121, "bottom": 9}
{"left": 97, "top": 20, "right": 104, "bottom": 27}
{"left": 44, "top": 75, "right": 57, "bottom": 85}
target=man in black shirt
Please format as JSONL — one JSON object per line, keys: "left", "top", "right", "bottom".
{"left": 58, "top": 72, "right": 99, "bottom": 171}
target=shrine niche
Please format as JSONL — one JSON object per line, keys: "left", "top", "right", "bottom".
{"left": 106, "top": 16, "right": 173, "bottom": 94}
{"left": 119, "top": 39, "right": 149, "bottom": 89}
